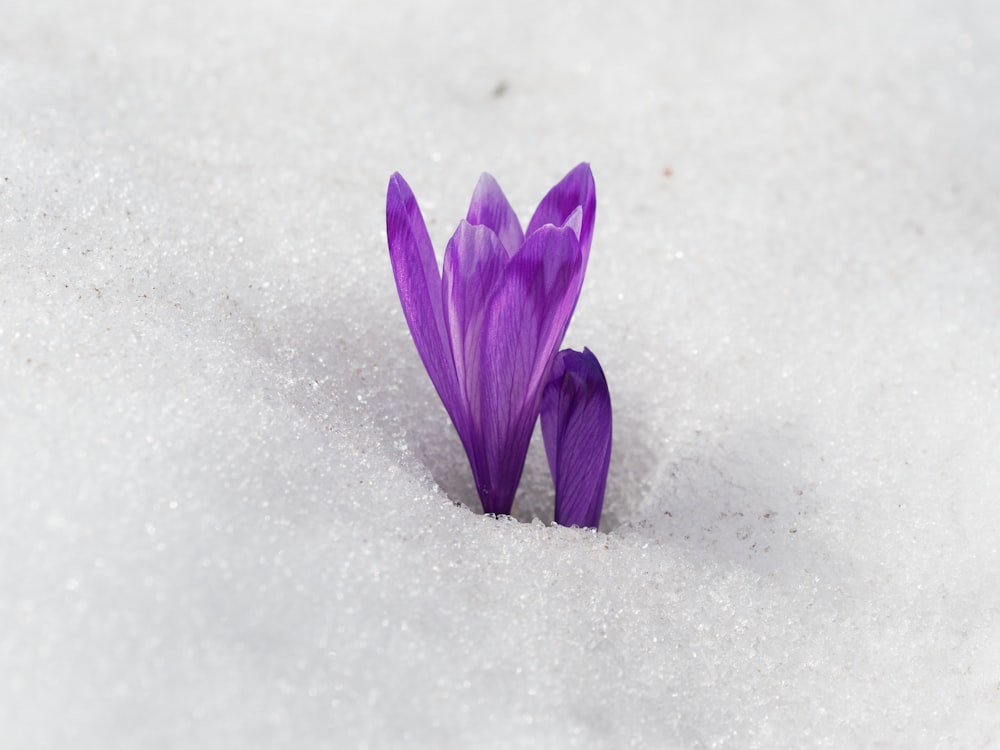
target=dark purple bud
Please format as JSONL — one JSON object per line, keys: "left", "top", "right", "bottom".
{"left": 541, "top": 348, "right": 613, "bottom": 530}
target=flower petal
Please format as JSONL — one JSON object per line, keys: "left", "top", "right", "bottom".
{"left": 541, "top": 348, "right": 612, "bottom": 530}
{"left": 386, "top": 173, "right": 463, "bottom": 429}
{"left": 441, "top": 220, "right": 508, "bottom": 420}
{"left": 526, "top": 163, "right": 597, "bottom": 264}
{"left": 466, "top": 173, "right": 525, "bottom": 257}
{"left": 474, "top": 225, "right": 584, "bottom": 514}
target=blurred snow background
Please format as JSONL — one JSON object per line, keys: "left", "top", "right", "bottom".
{"left": 2, "top": 0, "right": 999, "bottom": 747}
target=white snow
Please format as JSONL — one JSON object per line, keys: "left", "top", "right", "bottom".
{"left": 2, "top": 1, "right": 999, "bottom": 747}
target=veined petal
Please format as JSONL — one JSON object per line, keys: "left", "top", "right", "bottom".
{"left": 474, "top": 225, "right": 584, "bottom": 514}
{"left": 386, "top": 173, "right": 463, "bottom": 429}
{"left": 526, "top": 163, "right": 597, "bottom": 265}
{"left": 541, "top": 348, "right": 612, "bottom": 530}
{"left": 441, "top": 220, "right": 508, "bottom": 415}
{"left": 562, "top": 205, "right": 583, "bottom": 241}
{"left": 466, "top": 173, "right": 525, "bottom": 257}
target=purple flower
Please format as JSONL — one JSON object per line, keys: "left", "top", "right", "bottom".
{"left": 540, "top": 348, "right": 613, "bottom": 530}
{"left": 386, "top": 164, "right": 596, "bottom": 515}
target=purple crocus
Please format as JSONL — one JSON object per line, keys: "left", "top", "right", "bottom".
{"left": 540, "top": 348, "right": 613, "bottom": 530}
{"left": 386, "top": 164, "right": 596, "bottom": 516}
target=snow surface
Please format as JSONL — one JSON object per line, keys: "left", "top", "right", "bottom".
{"left": 2, "top": 1, "right": 999, "bottom": 747}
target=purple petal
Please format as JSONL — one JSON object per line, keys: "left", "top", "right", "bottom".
{"left": 466, "top": 173, "right": 525, "bottom": 257}
{"left": 526, "top": 163, "right": 597, "bottom": 265}
{"left": 541, "top": 348, "right": 612, "bottom": 530}
{"left": 441, "top": 220, "right": 508, "bottom": 423}
{"left": 474, "top": 225, "right": 584, "bottom": 514}
{"left": 386, "top": 173, "right": 464, "bottom": 430}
